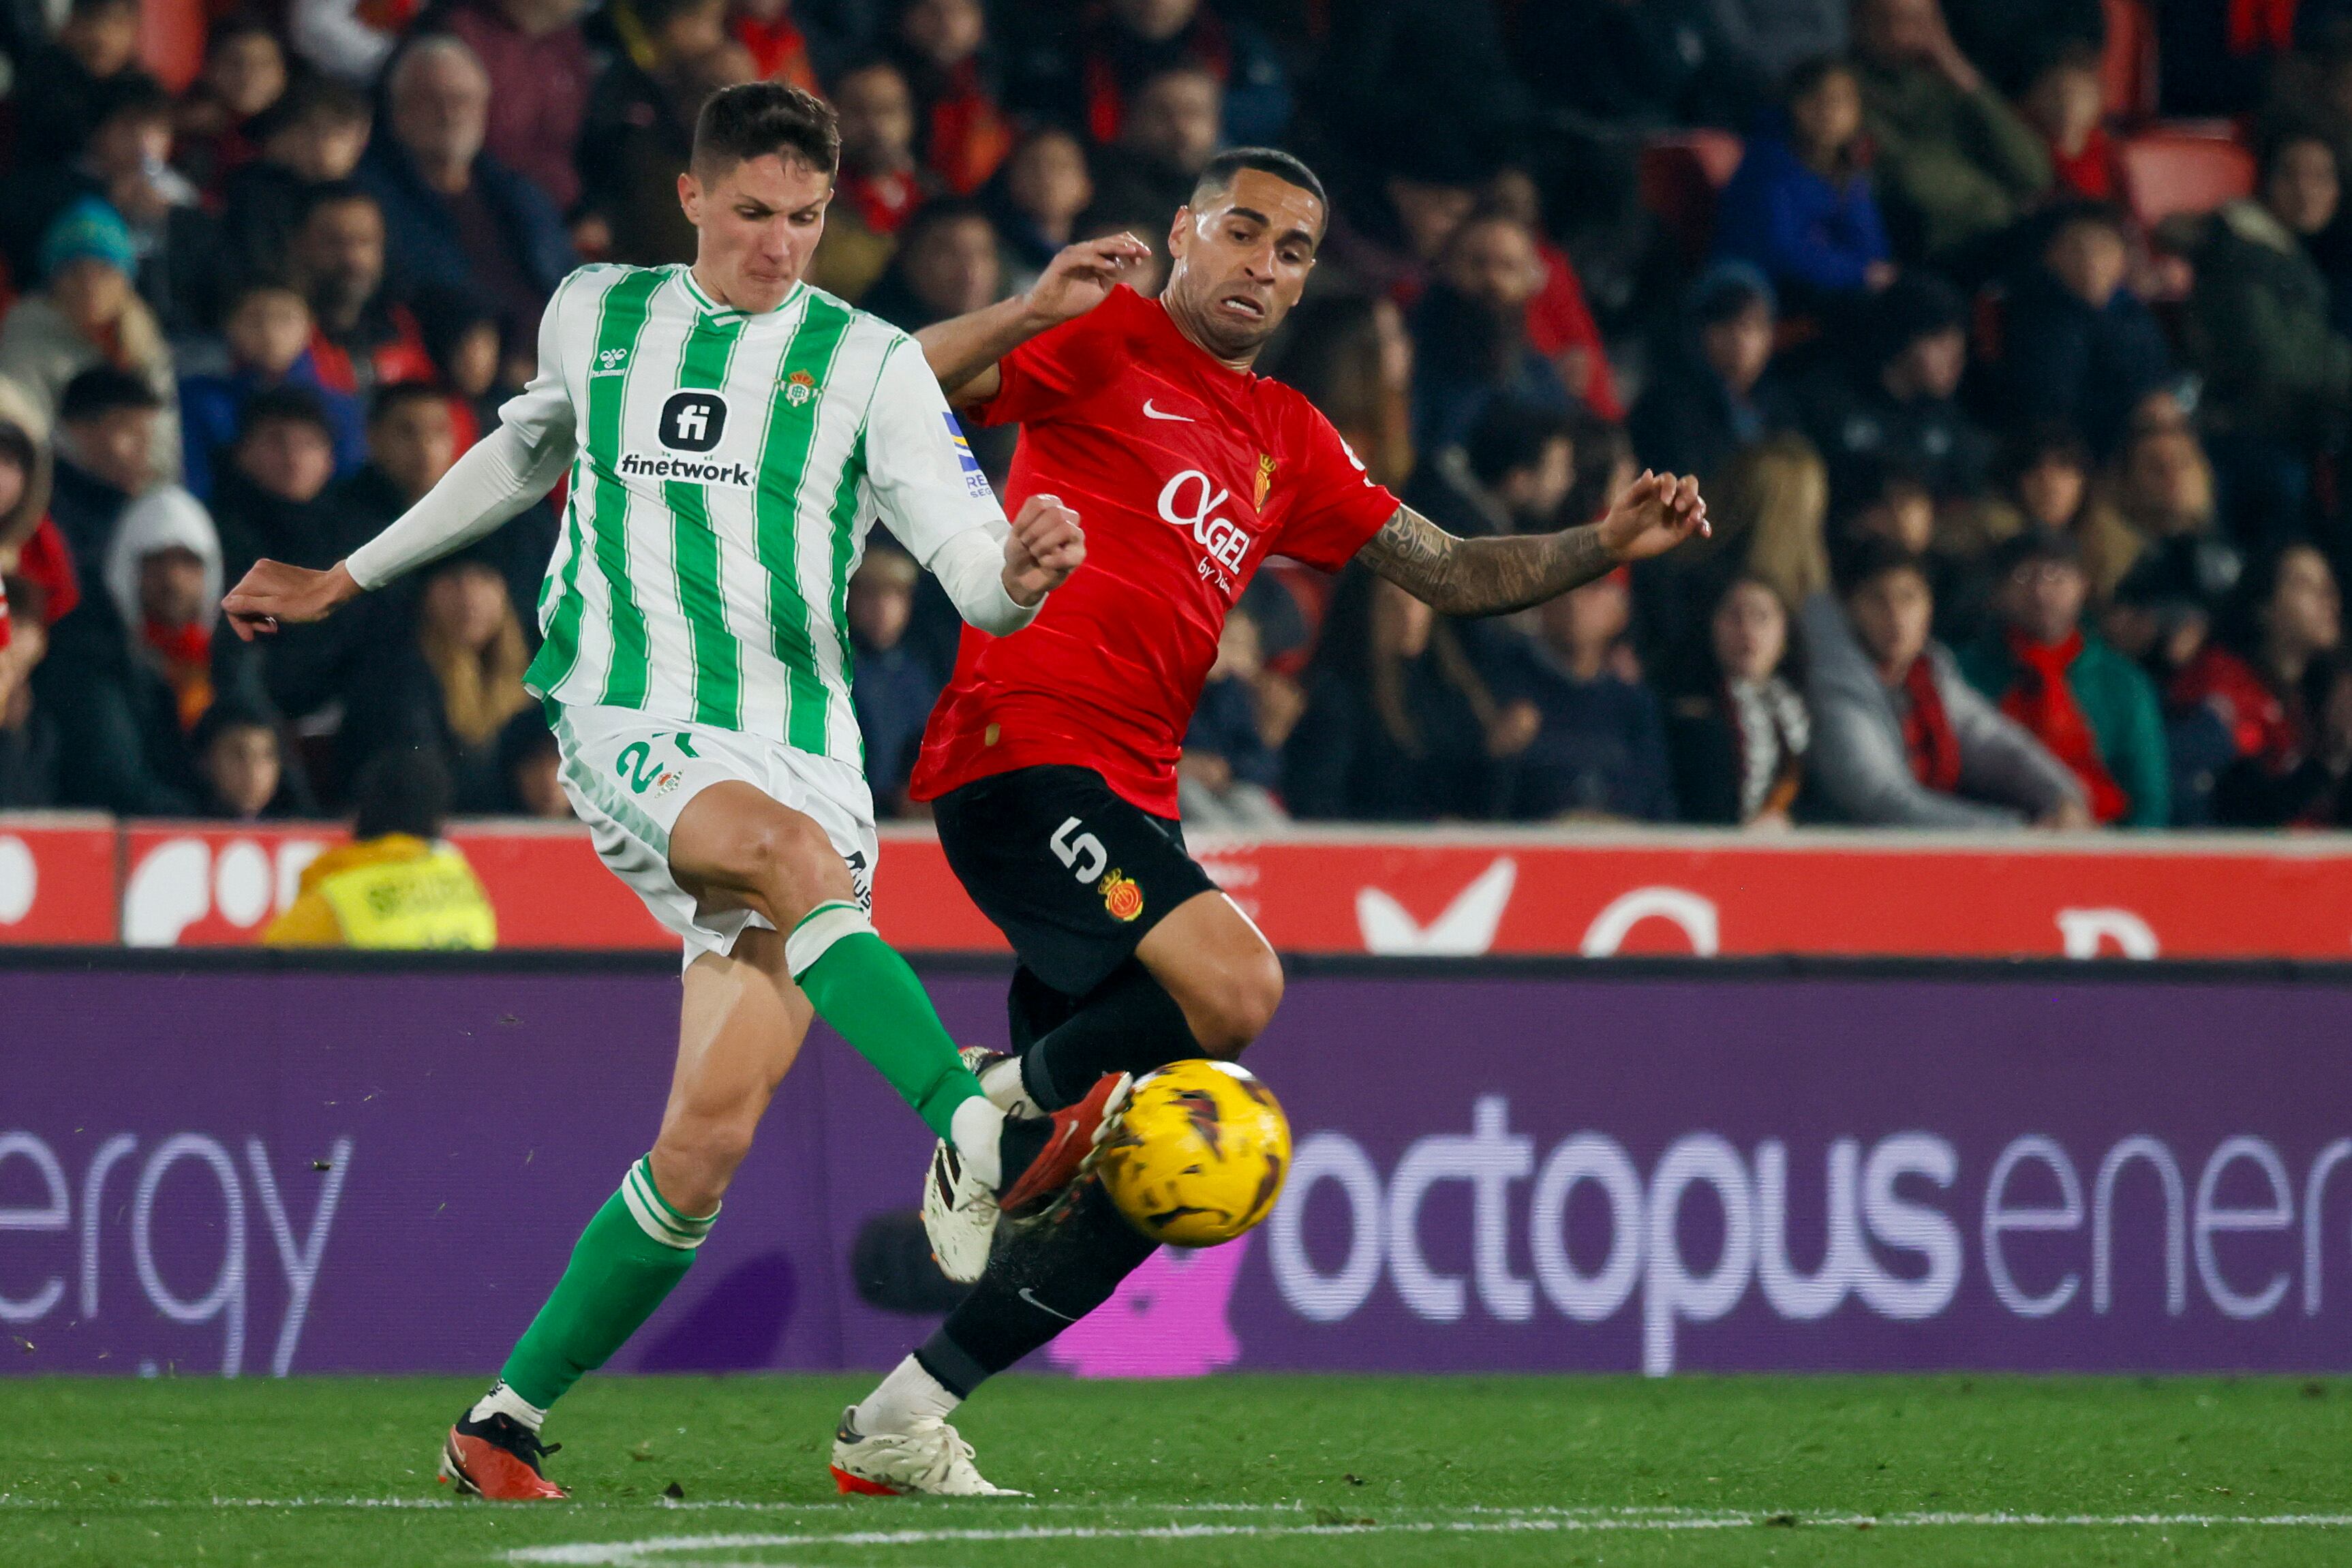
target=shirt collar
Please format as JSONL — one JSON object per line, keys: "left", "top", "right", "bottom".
{"left": 678, "top": 265, "right": 804, "bottom": 321}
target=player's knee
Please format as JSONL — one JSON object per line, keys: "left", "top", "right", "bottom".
{"left": 1193, "top": 948, "right": 1283, "bottom": 1056}
{"left": 652, "top": 1115, "right": 757, "bottom": 1212}
{"left": 731, "top": 812, "right": 837, "bottom": 908}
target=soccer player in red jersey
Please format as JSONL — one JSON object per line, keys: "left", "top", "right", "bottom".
{"left": 829, "top": 148, "right": 1708, "bottom": 1495}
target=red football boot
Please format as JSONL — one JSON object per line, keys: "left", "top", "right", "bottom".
{"left": 439, "top": 1412, "right": 570, "bottom": 1501}
{"left": 996, "top": 1071, "right": 1132, "bottom": 1216}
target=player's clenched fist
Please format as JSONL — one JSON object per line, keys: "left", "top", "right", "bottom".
{"left": 1000, "top": 493, "right": 1084, "bottom": 607}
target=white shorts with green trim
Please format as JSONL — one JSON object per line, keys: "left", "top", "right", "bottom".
{"left": 550, "top": 702, "right": 879, "bottom": 969}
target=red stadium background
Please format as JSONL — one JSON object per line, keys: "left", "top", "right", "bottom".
{"left": 5, "top": 814, "right": 2351, "bottom": 958}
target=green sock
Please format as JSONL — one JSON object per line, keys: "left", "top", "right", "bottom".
{"left": 790, "top": 908, "right": 985, "bottom": 1140}
{"left": 499, "top": 1157, "right": 714, "bottom": 1410}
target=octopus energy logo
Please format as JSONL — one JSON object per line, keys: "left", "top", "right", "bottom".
{"left": 0, "top": 1132, "right": 351, "bottom": 1377}
{"left": 1264, "top": 1098, "right": 2352, "bottom": 1374}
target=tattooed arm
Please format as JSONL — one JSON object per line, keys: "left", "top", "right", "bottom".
{"left": 1358, "top": 470, "right": 1709, "bottom": 616}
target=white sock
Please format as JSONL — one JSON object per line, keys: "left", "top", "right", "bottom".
{"left": 853, "top": 1355, "right": 962, "bottom": 1435}
{"left": 949, "top": 1096, "right": 1006, "bottom": 1189}
{"left": 978, "top": 1056, "right": 1042, "bottom": 1118}
{"left": 468, "top": 1379, "right": 547, "bottom": 1434}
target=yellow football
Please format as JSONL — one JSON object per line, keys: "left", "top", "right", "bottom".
{"left": 1097, "top": 1059, "right": 1291, "bottom": 1247}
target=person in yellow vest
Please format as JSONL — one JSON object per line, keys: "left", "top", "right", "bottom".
{"left": 265, "top": 748, "right": 497, "bottom": 949}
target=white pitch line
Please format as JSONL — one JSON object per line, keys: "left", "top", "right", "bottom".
{"left": 503, "top": 1512, "right": 2352, "bottom": 1565}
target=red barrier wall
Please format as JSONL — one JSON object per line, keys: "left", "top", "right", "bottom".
{"left": 6, "top": 814, "right": 2352, "bottom": 958}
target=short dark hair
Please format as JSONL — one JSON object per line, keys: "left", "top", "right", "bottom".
{"left": 59, "top": 365, "right": 163, "bottom": 422}
{"left": 250, "top": 75, "right": 369, "bottom": 142}
{"left": 1465, "top": 397, "right": 1574, "bottom": 488}
{"left": 238, "top": 385, "right": 335, "bottom": 443}
{"left": 225, "top": 273, "right": 303, "bottom": 309}
{"left": 296, "top": 178, "right": 379, "bottom": 228}
{"left": 1991, "top": 527, "right": 2083, "bottom": 581}
{"left": 1784, "top": 53, "right": 1855, "bottom": 104}
{"left": 2259, "top": 125, "right": 2337, "bottom": 185}
{"left": 93, "top": 74, "right": 175, "bottom": 130}
{"left": 2046, "top": 198, "right": 2131, "bottom": 245}
{"left": 2001, "top": 422, "right": 2090, "bottom": 485}
{"left": 194, "top": 695, "right": 281, "bottom": 752}
{"left": 352, "top": 747, "right": 451, "bottom": 842}
{"left": 205, "top": 12, "right": 279, "bottom": 56}
{"left": 369, "top": 380, "right": 448, "bottom": 423}
{"left": 692, "top": 80, "right": 840, "bottom": 179}
{"left": 1192, "top": 147, "right": 1329, "bottom": 219}
{"left": 895, "top": 195, "right": 994, "bottom": 254}
{"left": 1836, "top": 536, "right": 1932, "bottom": 598}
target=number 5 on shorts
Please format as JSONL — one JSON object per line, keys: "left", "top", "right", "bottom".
{"left": 1050, "top": 816, "right": 1107, "bottom": 882}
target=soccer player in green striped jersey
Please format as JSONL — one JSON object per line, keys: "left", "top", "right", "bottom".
{"left": 221, "top": 82, "right": 1145, "bottom": 1501}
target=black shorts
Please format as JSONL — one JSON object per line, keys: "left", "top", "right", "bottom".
{"left": 932, "top": 764, "right": 1219, "bottom": 1000}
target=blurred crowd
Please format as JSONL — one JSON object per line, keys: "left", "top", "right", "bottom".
{"left": 5, "top": 0, "right": 2352, "bottom": 832}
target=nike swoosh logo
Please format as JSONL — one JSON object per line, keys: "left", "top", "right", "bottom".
{"left": 1142, "top": 399, "right": 1194, "bottom": 422}
{"left": 1019, "top": 1287, "right": 1078, "bottom": 1321}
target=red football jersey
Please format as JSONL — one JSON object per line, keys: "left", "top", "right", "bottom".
{"left": 908, "top": 286, "right": 1400, "bottom": 816}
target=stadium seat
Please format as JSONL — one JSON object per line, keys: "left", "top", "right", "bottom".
{"left": 2118, "top": 130, "right": 2255, "bottom": 228}
{"left": 1637, "top": 130, "right": 1743, "bottom": 264}
{"left": 2100, "top": 0, "right": 2158, "bottom": 121}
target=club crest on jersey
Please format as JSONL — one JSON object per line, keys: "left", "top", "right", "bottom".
{"left": 660, "top": 390, "right": 729, "bottom": 452}
{"left": 1254, "top": 453, "right": 1276, "bottom": 509}
{"left": 944, "top": 412, "right": 992, "bottom": 497}
{"left": 1098, "top": 868, "right": 1144, "bottom": 922}
{"left": 782, "top": 369, "right": 818, "bottom": 407}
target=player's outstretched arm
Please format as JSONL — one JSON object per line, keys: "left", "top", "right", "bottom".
{"left": 1358, "top": 470, "right": 1709, "bottom": 617}
{"left": 220, "top": 423, "right": 573, "bottom": 640}
{"left": 917, "top": 234, "right": 1152, "bottom": 405}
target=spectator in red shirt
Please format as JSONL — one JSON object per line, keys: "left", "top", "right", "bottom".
{"left": 2184, "top": 542, "right": 2352, "bottom": 827}
{"left": 1486, "top": 167, "right": 1623, "bottom": 421}
{"left": 1054, "top": 0, "right": 1292, "bottom": 149}
{"left": 731, "top": 0, "right": 819, "bottom": 90}
{"left": 2021, "top": 44, "right": 2121, "bottom": 202}
{"left": 1411, "top": 205, "right": 1574, "bottom": 452}
{"left": 172, "top": 16, "right": 290, "bottom": 200}
{"left": 807, "top": 59, "right": 935, "bottom": 303}
{"left": 219, "top": 78, "right": 374, "bottom": 292}
{"left": 887, "top": 0, "right": 1013, "bottom": 194}
{"left": 423, "top": 0, "right": 596, "bottom": 214}
{"left": 288, "top": 183, "right": 438, "bottom": 400}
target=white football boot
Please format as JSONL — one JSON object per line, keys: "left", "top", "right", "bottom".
{"left": 922, "top": 1055, "right": 1131, "bottom": 1284}
{"left": 830, "top": 1406, "right": 1026, "bottom": 1496}
{"left": 921, "top": 1137, "right": 998, "bottom": 1285}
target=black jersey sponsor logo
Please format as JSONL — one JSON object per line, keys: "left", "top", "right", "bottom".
{"left": 660, "top": 390, "right": 729, "bottom": 452}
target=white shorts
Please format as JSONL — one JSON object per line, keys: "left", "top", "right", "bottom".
{"left": 549, "top": 702, "right": 879, "bottom": 968}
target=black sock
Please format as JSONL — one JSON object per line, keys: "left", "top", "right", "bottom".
{"left": 1016, "top": 961, "right": 1202, "bottom": 1111}
{"left": 915, "top": 1181, "right": 1157, "bottom": 1396}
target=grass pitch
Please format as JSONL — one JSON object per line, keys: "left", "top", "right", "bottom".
{"left": 4, "top": 1374, "right": 2351, "bottom": 1566}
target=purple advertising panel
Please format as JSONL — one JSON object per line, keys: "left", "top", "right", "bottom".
{"left": 4, "top": 959, "right": 2352, "bottom": 1380}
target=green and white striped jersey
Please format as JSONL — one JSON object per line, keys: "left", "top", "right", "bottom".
{"left": 508, "top": 262, "right": 1003, "bottom": 765}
